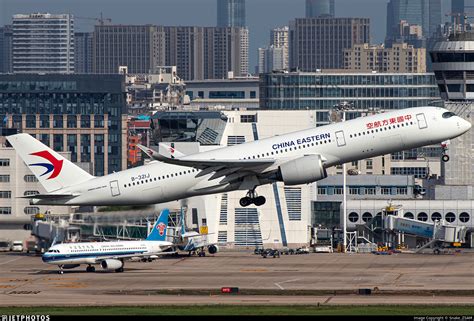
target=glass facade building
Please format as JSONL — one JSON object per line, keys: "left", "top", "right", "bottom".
{"left": 0, "top": 74, "right": 127, "bottom": 175}
{"left": 385, "top": 0, "right": 441, "bottom": 46}
{"left": 217, "top": 0, "right": 246, "bottom": 28}
{"left": 306, "top": 0, "right": 335, "bottom": 18}
{"left": 259, "top": 72, "right": 441, "bottom": 114}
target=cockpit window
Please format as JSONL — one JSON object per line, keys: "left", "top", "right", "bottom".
{"left": 442, "top": 112, "right": 456, "bottom": 119}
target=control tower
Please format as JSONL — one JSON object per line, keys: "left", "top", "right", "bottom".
{"left": 430, "top": 32, "right": 474, "bottom": 186}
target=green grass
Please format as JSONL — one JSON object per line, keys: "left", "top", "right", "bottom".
{"left": 0, "top": 305, "right": 473, "bottom": 315}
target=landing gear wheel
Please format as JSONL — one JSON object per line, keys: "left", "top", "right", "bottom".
{"left": 254, "top": 196, "right": 266, "bottom": 206}
{"left": 442, "top": 154, "right": 450, "bottom": 162}
{"left": 239, "top": 197, "right": 253, "bottom": 207}
{"left": 115, "top": 267, "right": 124, "bottom": 273}
{"left": 86, "top": 265, "right": 95, "bottom": 273}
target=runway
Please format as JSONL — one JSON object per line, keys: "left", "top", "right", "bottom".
{"left": 0, "top": 250, "right": 473, "bottom": 306}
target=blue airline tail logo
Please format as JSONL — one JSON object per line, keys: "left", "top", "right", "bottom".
{"left": 146, "top": 209, "right": 169, "bottom": 241}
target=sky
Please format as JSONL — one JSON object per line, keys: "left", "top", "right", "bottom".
{"left": 0, "top": 0, "right": 451, "bottom": 70}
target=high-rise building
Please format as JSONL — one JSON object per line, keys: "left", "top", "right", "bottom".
{"left": 306, "top": 0, "right": 335, "bottom": 18}
{"left": 385, "top": 0, "right": 441, "bottom": 46}
{"left": 0, "top": 25, "right": 13, "bottom": 73}
{"left": 74, "top": 32, "right": 93, "bottom": 74}
{"left": 164, "top": 26, "right": 248, "bottom": 80}
{"left": 259, "top": 26, "right": 289, "bottom": 74}
{"left": 289, "top": 18, "right": 370, "bottom": 71}
{"left": 12, "top": 13, "right": 74, "bottom": 74}
{"left": 217, "top": 0, "right": 246, "bottom": 27}
{"left": 93, "top": 25, "right": 165, "bottom": 74}
{"left": 0, "top": 74, "right": 127, "bottom": 175}
{"left": 452, "top": 0, "right": 474, "bottom": 24}
{"left": 258, "top": 46, "right": 287, "bottom": 73}
{"left": 93, "top": 25, "right": 248, "bottom": 80}
{"left": 344, "top": 43, "right": 426, "bottom": 73}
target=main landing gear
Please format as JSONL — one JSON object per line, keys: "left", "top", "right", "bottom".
{"left": 239, "top": 189, "right": 266, "bottom": 207}
{"left": 86, "top": 265, "right": 95, "bottom": 273}
{"left": 441, "top": 141, "right": 450, "bottom": 163}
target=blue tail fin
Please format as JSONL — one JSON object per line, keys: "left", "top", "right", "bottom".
{"left": 180, "top": 207, "right": 186, "bottom": 235}
{"left": 146, "top": 209, "right": 169, "bottom": 241}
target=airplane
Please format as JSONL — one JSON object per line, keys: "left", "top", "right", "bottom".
{"left": 6, "top": 107, "right": 472, "bottom": 208}
{"left": 172, "top": 207, "right": 219, "bottom": 257}
{"left": 42, "top": 209, "right": 174, "bottom": 274}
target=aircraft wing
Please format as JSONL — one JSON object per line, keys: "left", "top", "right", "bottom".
{"left": 95, "top": 250, "right": 176, "bottom": 262}
{"left": 137, "top": 144, "right": 277, "bottom": 185}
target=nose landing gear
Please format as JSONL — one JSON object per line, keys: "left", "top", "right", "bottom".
{"left": 441, "top": 141, "right": 450, "bottom": 163}
{"left": 239, "top": 189, "right": 266, "bottom": 207}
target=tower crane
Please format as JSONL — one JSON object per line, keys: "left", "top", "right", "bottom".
{"left": 75, "top": 13, "right": 111, "bottom": 26}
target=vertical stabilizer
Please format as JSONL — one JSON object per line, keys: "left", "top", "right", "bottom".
{"left": 146, "top": 209, "right": 170, "bottom": 241}
{"left": 6, "top": 133, "right": 94, "bottom": 192}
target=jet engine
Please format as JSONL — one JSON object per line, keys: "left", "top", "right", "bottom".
{"left": 277, "top": 155, "right": 327, "bottom": 185}
{"left": 208, "top": 244, "right": 219, "bottom": 254}
{"left": 100, "top": 259, "right": 123, "bottom": 271}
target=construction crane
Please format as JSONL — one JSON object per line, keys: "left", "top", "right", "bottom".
{"left": 75, "top": 12, "right": 111, "bottom": 26}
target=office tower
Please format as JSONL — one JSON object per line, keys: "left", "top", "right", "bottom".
{"left": 74, "top": 32, "right": 93, "bottom": 74}
{"left": 386, "top": 0, "right": 441, "bottom": 46}
{"left": 93, "top": 25, "right": 166, "bottom": 74}
{"left": 164, "top": 26, "right": 248, "bottom": 80}
{"left": 259, "top": 26, "right": 289, "bottom": 73}
{"left": 0, "top": 25, "right": 13, "bottom": 73}
{"left": 289, "top": 18, "right": 370, "bottom": 71}
{"left": 217, "top": 0, "right": 246, "bottom": 27}
{"left": 344, "top": 43, "right": 426, "bottom": 73}
{"left": 12, "top": 13, "right": 74, "bottom": 74}
{"left": 0, "top": 74, "right": 127, "bottom": 175}
{"left": 306, "top": 0, "right": 335, "bottom": 18}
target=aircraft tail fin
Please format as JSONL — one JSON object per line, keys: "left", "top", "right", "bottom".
{"left": 6, "top": 133, "right": 95, "bottom": 193}
{"left": 179, "top": 207, "right": 186, "bottom": 235}
{"left": 146, "top": 209, "right": 170, "bottom": 241}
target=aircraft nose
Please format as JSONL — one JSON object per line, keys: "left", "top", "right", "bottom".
{"left": 461, "top": 118, "right": 472, "bottom": 133}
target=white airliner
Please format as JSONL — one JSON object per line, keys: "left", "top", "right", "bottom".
{"left": 42, "top": 209, "right": 173, "bottom": 274}
{"left": 7, "top": 107, "right": 471, "bottom": 207}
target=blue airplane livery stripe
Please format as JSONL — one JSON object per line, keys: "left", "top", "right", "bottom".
{"left": 42, "top": 250, "right": 146, "bottom": 263}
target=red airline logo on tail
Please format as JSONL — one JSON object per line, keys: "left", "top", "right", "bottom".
{"left": 29, "top": 151, "right": 64, "bottom": 180}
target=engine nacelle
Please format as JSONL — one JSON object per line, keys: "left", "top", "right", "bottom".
{"left": 278, "top": 155, "right": 327, "bottom": 185}
{"left": 100, "top": 259, "right": 123, "bottom": 271}
{"left": 208, "top": 244, "right": 219, "bottom": 254}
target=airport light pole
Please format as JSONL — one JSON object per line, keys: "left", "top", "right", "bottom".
{"left": 334, "top": 101, "right": 354, "bottom": 253}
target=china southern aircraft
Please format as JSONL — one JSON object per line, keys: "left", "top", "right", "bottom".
{"left": 7, "top": 107, "right": 471, "bottom": 208}
{"left": 42, "top": 209, "right": 173, "bottom": 274}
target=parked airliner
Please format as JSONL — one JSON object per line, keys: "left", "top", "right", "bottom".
{"left": 7, "top": 107, "right": 471, "bottom": 207}
{"left": 42, "top": 209, "right": 173, "bottom": 274}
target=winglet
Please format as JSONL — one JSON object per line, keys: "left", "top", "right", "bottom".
{"left": 146, "top": 209, "right": 169, "bottom": 241}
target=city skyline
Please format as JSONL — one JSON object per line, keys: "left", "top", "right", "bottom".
{"left": 0, "top": 0, "right": 451, "bottom": 70}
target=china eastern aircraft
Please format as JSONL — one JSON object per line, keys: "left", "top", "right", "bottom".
{"left": 6, "top": 107, "right": 471, "bottom": 208}
{"left": 42, "top": 209, "right": 173, "bottom": 274}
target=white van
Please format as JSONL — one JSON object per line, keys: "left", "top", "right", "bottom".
{"left": 11, "top": 241, "right": 23, "bottom": 252}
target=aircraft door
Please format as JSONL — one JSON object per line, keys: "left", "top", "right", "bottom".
{"left": 110, "top": 180, "right": 121, "bottom": 197}
{"left": 335, "top": 130, "right": 346, "bottom": 147}
{"left": 416, "top": 113, "right": 428, "bottom": 129}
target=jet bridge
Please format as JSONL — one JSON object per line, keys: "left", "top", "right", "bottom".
{"left": 384, "top": 215, "right": 467, "bottom": 253}
{"left": 356, "top": 205, "right": 467, "bottom": 253}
